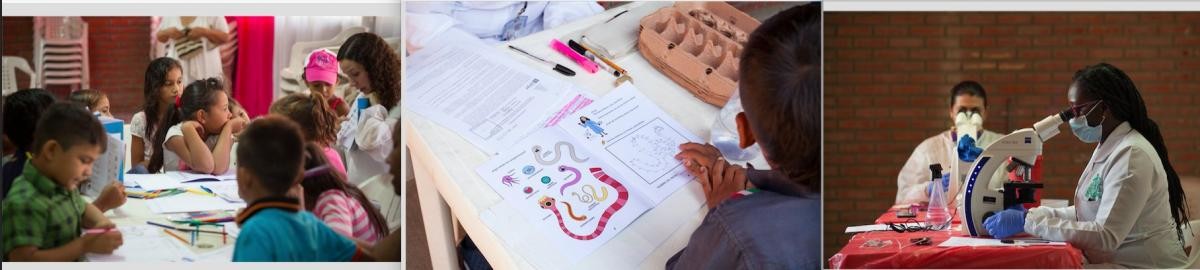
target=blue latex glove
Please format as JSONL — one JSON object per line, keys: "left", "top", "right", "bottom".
{"left": 957, "top": 136, "right": 983, "bottom": 162}
{"left": 984, "top": 205, "right": 1027, "bottom": 238}
{"left": 926, "top": 173, "right": 951, "bottom": 196}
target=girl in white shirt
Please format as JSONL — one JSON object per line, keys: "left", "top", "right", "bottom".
{"left": 131, "top": 57, "right": 184, "bottom": 173}
{"left": 150, "top": 78, "right": 244, "bottom": 174}
{"left": 335, "top": 32, "right": 401, "bottom": 184}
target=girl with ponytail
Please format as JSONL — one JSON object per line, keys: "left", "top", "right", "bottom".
{"left": 983, "top": 63, "right": 1190, "bottom": 268}
{"left": 269, "top": 92, "right": 347, "bottom": 176}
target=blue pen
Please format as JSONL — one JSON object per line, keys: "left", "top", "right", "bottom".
{"left": 200, "top": 186, "right": 215, "bottom": 195}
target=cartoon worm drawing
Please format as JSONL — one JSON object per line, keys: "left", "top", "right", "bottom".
{"left": 558, "top": 165, "right": 582, "bottom": 195}
{"left": 583, "top": 184, "right": 609, "bottom": 202}
{"left": 538, "top": 167, "right": 629, "bottom": 241}
{"left": 532, "top": 141, "right": 589, "bottom": 166}
{"left": 571, "top": 192, "right": 594, "bottom": 204}
{"left": 562, "top": 202, "right": 586, "bottom": 221}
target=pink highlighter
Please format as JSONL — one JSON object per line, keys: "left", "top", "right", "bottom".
{"left": 550, "top": 39, "right": 599, "bottom": 74}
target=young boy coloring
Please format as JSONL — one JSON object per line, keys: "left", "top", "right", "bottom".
{"left": 2, "top": 103, "right": 124, "bottom": 261}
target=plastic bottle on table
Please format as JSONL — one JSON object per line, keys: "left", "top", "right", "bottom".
{"left": 926, "top": 164, "right": 952, "bottom": 231}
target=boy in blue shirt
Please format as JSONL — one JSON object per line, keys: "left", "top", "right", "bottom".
{"left": 231, "top": 116, "right": 372, "bottom": 261}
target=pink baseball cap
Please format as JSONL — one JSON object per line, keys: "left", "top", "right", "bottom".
{"left": 304, "top": 48, "right": 339, "bottom": 85}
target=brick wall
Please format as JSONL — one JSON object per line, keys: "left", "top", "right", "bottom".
{"left": 824, "top": 12, "right": 1200, "bottom": 260}
{"left": 3, "top": 17, "right": 151, "bottom": 121}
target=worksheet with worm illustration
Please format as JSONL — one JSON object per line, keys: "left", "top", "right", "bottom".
{"left": 476, "top": 82, "right": 701, "bottom": 263}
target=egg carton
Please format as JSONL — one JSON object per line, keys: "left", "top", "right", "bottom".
{"left": 637, "top": 2, "right": 760, "bottom": 107}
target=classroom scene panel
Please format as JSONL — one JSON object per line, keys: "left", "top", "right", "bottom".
{"left": 822, "top": 12, "right": 1200, "bottom": 269}
{"left": 402, "top": 1, "right": 821, "bottom": 269}
{"left": 1, "top": 16, "right": 404, "bottom": 262}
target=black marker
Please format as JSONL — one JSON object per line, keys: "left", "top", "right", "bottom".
{"left": 508, "top": 45, "right": 576, "bottom": 77}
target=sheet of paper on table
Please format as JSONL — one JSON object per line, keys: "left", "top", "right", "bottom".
{"left": 475, "top": 82, "right": 701, "bottom": 265}
{"left": 85, "top": 225, "right": 198, "bottom": 262}
{"left": 122, "top": 171, "right": 237, "bottom": 191}
{"left": 146, "top": 188, "right": 246, "bottom": 214}
{"left": 403, "top": 29, "right": 594, "bottom": 155}
{"left": 938, "top": 236, "right": 1067, "bottom": 247}
{"left": 845, "top": 224, "right": 891, "bottom": 233}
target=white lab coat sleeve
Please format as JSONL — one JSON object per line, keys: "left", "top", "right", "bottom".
{"left": 354, "top": 105, "right": 394, "bottom": 163}
{"left": 542, "top": 1, "right": 604, "bottom": 29}
{"left": 1028, "top": 205, "right": 1077, "bottom": 221}
{"left": 1024, "top": 147, "right": 1152, "bottom": 255}
{"left": 896, "top": 139, "right": 936, "bottom": 205}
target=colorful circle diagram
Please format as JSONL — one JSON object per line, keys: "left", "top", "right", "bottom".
{"left": 522, "top": 165, "right": 536, "bottom": 175}
{"left": 541, "top": 176, "right": 552, "bottom": 184}
{"left": 523, "top": 186, "right": 533, "bottom": 194}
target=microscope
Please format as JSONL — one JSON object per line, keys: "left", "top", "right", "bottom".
{"left": 959, "top": 109, "right": 1074, "bottom": 237}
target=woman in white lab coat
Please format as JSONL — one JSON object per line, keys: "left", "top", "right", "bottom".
{"left": 335, "top": 32, "right": 402, "bottom": 184}
{"left": 985, "top": 63, "right": 1190, "bottom": 268}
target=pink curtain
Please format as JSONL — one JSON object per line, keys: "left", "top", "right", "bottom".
{"left": 231, "top": 16, "right": 274, "bottom": 118}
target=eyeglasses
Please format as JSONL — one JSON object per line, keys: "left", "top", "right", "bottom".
{"left": 886, "top": 219, "right": 932, "bottom": 233}
{"left": 1068, "top": 100, "right": 1102, "bottom": 118}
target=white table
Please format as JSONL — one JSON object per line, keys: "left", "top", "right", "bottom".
{"left": 92, "top": 194, "right": 237, "bottom": 261}
{"left": 404, "top": 2, "right": 766, "bottom": 269}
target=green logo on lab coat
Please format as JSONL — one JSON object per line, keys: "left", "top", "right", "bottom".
{"left": 1085, "top": 173, "right": 1103, "bottom": 201}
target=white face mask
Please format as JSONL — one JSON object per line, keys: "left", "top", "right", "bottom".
{"left": 955, "top": 111, "right": 983, "bottom": 140}
{"left": 1069, "top": 101, "right": 1105, "bottom": 143}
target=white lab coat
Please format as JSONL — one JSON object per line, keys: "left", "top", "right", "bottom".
{"left": 405, "top": 1, "right": 602, "bottom": 45}
{"left": 337, "top": 92, "right": 397, "bottom": 185}
{"left": 1024, "top": 122, "right": 1188, "bottom": 268}
{"left": 895, "top": 129, "right": 1001, "bottom": 205}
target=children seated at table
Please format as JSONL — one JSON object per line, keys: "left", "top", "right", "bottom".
{"left": 231, "top": 116, "right": 371, "bottom": 261}
{"left": 151, "top": 77, "right": 245, "bottom": 174}
{"left": 668, "top": 3, "right": 822, "bottom": 269}
{"left": 299, "top": 142, "right": 389, "bottom": 245}
{"left": 2, "top": 103, "right": 124, "bottom": 261}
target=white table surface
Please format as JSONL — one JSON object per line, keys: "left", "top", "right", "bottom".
{"left": 403, "top": 2, "right": 767, "bottom": 269}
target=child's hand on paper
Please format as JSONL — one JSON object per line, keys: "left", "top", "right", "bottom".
{"left": 676, "top": 143, "right": 749, "bottom": 209}
{"left": 93, "top": 182, "right": 127, "bottom": 212}
{"left": 83, "top": 230, "right": 123, "bottom": 254}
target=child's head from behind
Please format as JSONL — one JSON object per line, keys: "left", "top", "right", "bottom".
{"left": 236, "top": 116, "right": 305, "bottom": 202}
{"left": 337, "top": 32, "right": 400, "bottom": 110}
{"left": 31, "top": 103, "right": 107, "bottom": 189}
{"left": 68, "top": 89, "right": 111, "bottom": 118}
{"left": 737, "top": 3, "right": 821, "bottom": 191}
{"left": 269, "top": 92, "right": 338, "bottom": 147}
{"left": 303, "top": 48, "right": 339, "bottom": 98}
{"left": 3, "top": 89, "right": 57, "bottom": 153}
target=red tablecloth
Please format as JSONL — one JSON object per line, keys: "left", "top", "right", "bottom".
{"left": 829, "top": 230, "right": 1084, "bottom": 269}
{"left": 875, "top": 206, "right": 962, "bottom": 225}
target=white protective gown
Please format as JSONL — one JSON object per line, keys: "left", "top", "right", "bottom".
{"left": 895, "top": 129, "right": 1001, "bottom": 206}
{"left": 1024, "top": 122, "right": 1188, "bottom": 268}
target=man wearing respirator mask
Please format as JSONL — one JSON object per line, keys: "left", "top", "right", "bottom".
{"left": 894, "top": 81, "right": 1002, "bottom": 206}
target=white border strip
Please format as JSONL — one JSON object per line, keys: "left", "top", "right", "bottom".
{"left": 826, "top": 1, "right": 1200, "bottom": 12}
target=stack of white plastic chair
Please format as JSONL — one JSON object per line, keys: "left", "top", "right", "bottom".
{"left": 34, "top": 17, "right": 90, "bottom": 91}
{"left": 2, "top": 56, "right": 39, "bottom": 96}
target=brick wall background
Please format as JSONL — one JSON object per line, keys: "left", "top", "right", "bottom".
{"left": 824, "top": 12, "right": 1200, "bottom": 260}
{"left": 4, "top": 16, "right": 152, "bottom": 121}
